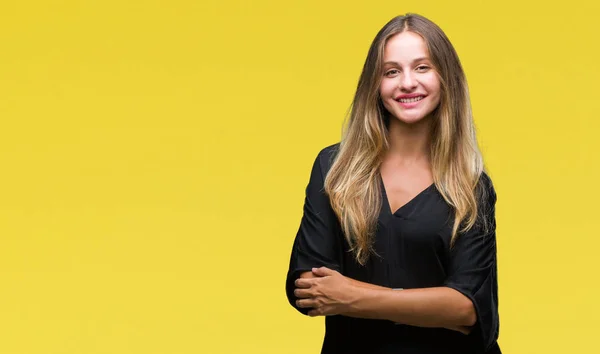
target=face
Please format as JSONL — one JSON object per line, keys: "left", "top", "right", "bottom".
{"left": 379, "top": 31, "right": 441, "bottom": 125}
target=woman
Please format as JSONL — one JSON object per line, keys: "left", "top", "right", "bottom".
{"left": 285, "top": 13, "right": 501, "bottom": 354}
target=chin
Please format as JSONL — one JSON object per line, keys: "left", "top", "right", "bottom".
{"left": 391, "top": 112, "right": 432, "bottom": 125}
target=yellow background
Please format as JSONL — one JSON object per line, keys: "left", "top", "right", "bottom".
{"left": 1, "top": 1, "right": 598, "bottom": 353}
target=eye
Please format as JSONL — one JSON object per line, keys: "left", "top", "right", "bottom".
{"left": 384, "top": 69, "right": 400, "bottom": 77}
{"left": 416, "top": 65, "right": 431, "bottom": 72}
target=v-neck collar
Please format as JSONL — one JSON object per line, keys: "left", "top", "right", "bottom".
{"left": 378, "top": 174, "right": 435, "bottom": 217}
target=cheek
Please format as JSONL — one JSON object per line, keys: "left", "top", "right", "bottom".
{"left": 424, "top": 77, "right": 441, "bottom": 98}
{"left": 379, "top": 80, "right": 396, "bottom": 97}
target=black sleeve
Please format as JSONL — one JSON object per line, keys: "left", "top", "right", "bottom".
{"left": 285, "top": 148, "right": 343, "bottom": 315}
{"left": 443, "top": 173, "right": 500, "bottom": 352}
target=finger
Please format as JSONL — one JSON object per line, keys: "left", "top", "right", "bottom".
{"left": 447, "top": 325, "right": 471, "bottom": 335}
{"left": 312, "top": 266, "right": 335, "bottom": 277}
{"left": 458, "top": 326, "right": 472, "bottom": 335}
{"left": 296, "top": 298, "right": 315, "bottom": 309}
{"left": 294, "top": 278, "right": 313, "bottom": 289}
{"left": 308, "top": 309, "right": 320, "bottom": 317}
{"left": 294, "top": 288, "right": 312, "bottom": 298}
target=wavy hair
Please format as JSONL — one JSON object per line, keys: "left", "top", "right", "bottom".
{"left": 324, "top": 13, "right": 489, "bottom": 265}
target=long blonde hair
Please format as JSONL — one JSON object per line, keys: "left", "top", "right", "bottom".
{"left": 324, "top": 13, "right": 488, "bottom": 265}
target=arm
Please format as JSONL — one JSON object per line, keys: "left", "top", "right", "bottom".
{"left": 297, "top": 269, "right": 474, "bottom": 334}
{"left": 296, "top": 173, "right": 499, "bottom": 347}
{"left": 343, "top": 284, "right": 475, "bottom": 329}
{"left": 285, "top": 146, "right": 343, "bottom": 315}
{"left": 300, "top": 271, "right": 387, "bottom": 290}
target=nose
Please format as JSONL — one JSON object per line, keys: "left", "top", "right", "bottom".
{"left": 399, "top": 72, "right": 417, "bottom": 91}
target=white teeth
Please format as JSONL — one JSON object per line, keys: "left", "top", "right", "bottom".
{"left": 397, "top": 96, "right": 424, "bottom": 103}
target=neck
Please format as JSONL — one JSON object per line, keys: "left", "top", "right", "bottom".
{"left": 385, "top": 115, "right": 433, "bottom": 163}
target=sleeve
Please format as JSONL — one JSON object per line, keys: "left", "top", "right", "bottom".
{"left": 285, "top": 148, "right": 343, "bottom": 315}
{"left": 443, "top": 173, "right": 500, "bottom": 352}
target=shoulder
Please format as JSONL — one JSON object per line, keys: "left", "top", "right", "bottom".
{"left": 316, "top": 142, "right": 340, "bottom": 160}
{"left": 476, "top": 171, "right": 497, "bottom": 219}
{"left": 315, "top": 142, "right": 341, "bottom": 175}
{"left": 478, "top": 171, "right": 497, "bottom": 202}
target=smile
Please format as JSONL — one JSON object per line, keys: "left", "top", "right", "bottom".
{"left": 396, "top": 96, "right": 425, "bottom": 103}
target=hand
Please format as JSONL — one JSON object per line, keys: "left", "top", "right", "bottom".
{"left": 294, "top": 267, "right": 356, "bottom": 317}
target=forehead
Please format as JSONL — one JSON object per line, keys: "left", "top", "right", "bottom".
{"left": 383, "top": 31, "right": 430, "bottom": 62}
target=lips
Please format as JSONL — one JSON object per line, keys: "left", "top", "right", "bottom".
{"left": 395, "top": 96, "right": 425, "bottom": 103}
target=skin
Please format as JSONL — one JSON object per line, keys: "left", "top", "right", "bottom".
{"left": 295, "top": 31, "right": 476, "bottom": 335}
{"left": 379, "top": 31, "right": 441, "bottom": 127}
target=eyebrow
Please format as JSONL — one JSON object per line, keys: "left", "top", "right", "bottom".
{"left": 383, "top": 57, "right": 430, "bottom": 66}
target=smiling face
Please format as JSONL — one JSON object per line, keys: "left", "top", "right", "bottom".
{"left": 379, "top": 31, "right": 441, "bottom": 125}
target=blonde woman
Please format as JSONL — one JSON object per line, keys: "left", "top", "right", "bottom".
{"left": 285, "top": 14, "right": 501, "bottom": 354}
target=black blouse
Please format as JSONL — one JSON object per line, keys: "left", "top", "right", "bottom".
{"left": 286, "top": 143, "right": 501, "bottom": 354}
